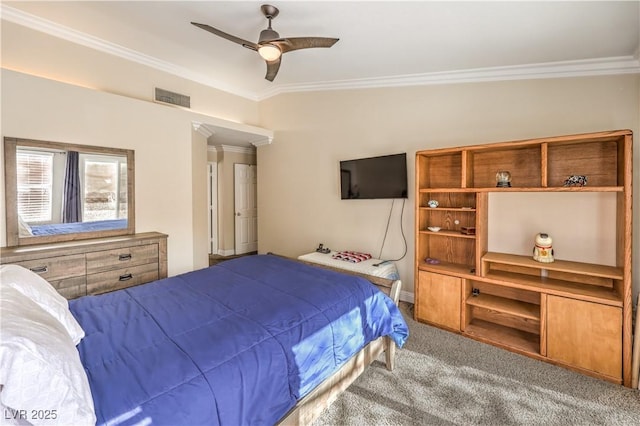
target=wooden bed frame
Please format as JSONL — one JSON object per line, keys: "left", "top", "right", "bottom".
{"left": 278, "top": 257, "right": 403, "bottom": 425}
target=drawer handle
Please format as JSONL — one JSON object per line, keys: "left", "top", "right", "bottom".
{"left": 118, "top": 254, "right": 132, "bottom": 261}
{"left": 119, "top": 273, "right": 133, "bottom": 282}
{"left": 29, "top": 266, "right": 49, "bottom": 274}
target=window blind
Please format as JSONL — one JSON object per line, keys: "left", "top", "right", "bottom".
{"left": 17, "top": 150, "right": 53, "bottom": 222}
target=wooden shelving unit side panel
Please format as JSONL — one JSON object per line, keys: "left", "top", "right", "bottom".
{"left": 618, "top": 133, "right": 633, "bottom": 388}
{"left": 474, "top": 192, "right": 489, "bottom": 276}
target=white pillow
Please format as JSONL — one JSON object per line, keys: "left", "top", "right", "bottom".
{"left": 0, "top": 265, "right": 85, "bottom": 345}
{"left": 0, "top": 286, "right": 96, "bottom": 426}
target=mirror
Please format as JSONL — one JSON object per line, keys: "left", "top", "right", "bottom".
{"left": 4, "top": 137, "right": 135, "bottom": 246}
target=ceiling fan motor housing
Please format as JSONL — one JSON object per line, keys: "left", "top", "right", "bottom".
{"left": 259, "top": 28, "right": 279, "bottom": 43}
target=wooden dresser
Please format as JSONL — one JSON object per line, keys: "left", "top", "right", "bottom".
{"left": 0, "top": 232, "right": 167, "bottom": 299}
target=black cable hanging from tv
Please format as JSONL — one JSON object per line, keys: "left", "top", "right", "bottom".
{"left": 376, "top": 198, "right": 407, "bottom": 265}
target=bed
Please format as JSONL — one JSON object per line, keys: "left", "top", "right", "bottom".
{"left": 0, "top": 254, "right": 408, "bottom": 426}
{"left": 28, "top": 219, "right": 128, "bottom": 236}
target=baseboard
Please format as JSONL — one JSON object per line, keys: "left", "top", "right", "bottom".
{"left": 217, "top": 249, "right": 235, "bottom": 256}
{"left": 399, "top": 290, "right": 414, "bottom": 304}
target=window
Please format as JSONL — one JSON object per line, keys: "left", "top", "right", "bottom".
{"left": 16, "top": 150, "right": 53, "bottom": 222}
{"left": 80, "top": 154, "right": 127, "bottom": 221}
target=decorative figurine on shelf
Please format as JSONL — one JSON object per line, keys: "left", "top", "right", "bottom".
{"left": 496, "top": 170, "right": 512, "bottom": 187}
{"left": 428, "top": 199, "right": 439, "bottom": 208}
{"left": 533, "top": 233, "right": 554, "bottom": 263}
{"left": 563, "top": 175, "right": 588, "bottom": 187}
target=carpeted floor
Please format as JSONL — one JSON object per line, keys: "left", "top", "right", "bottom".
{"left": 314, "top": 303, "right": 640, "bottom": 425}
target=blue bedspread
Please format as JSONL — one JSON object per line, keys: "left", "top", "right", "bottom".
{"left": 31, "top": 219, "right": 127, "bottom": 235}
{"left": 70, "top": 254, "right": 408, "bottom": 426}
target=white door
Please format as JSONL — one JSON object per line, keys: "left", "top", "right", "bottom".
{"left": 207, "top": 162, "right": 218, "bottom": 255}
{"left": 234, "top": 164, "right": 257, "bottom": 254}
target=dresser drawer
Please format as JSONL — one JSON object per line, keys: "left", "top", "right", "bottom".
{"left": 86, "top": 244, "right": 159, "bottom": 274}
{"left": 87, "top": 263, "right": 159, "bottom": 295}
{"left": 11, "top": 254, "right": 86, "bottom": 282}
{"left": 51, "top": 276, "right": 87, "bottom": 299}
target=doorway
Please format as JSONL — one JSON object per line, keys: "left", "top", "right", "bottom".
{"left": 234, "top": 163, "right": 257, "bottom": 255}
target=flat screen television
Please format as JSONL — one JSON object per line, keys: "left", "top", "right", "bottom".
{"left": 340, "top": 153, "right": 408, "bottom": 199}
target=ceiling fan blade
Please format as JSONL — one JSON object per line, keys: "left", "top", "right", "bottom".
{"left": 274, "top": 37, "right": 339, "bottom": 54}
{"left": 265, "top": 58, "right": 281, "bottom": 82}
{"left": 191, "top": 22, "right": 258, "bottom": 51}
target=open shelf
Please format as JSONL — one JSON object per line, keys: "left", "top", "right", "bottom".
{"left": 417, "top": 153, "right": 462, "bottom": 188}
{"left": 482, "top": 252, "right": 623, "bottom": 280}
{"left": 470, "top": 145, "right": 541, "bottom": 188}
{"left": 547, "top": 139, "right": 619, "bottom": 187}
{"left": 483, "top": 270, "right": 622, "bottom": 306}
{"left": 466, "top": 293, "right": 539, "bottom": 321}
{"left": 417, "top": 259, "right": 475, "bottom": 276}
{"left": 465, "top": 319, "right": 540, "bottom": 354}
{"left": 419, "top": 207, "right": 476, "bottom": 212}
{"left": 419, "top": 229, "right": 476, "bottom": 239}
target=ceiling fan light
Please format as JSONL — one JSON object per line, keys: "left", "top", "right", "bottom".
{"left": 258, "top": 44, "right": 281, "bottom": 61}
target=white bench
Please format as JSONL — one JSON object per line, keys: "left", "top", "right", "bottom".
{"left": 297, "top": 251, "right": 399, "bottom": 281}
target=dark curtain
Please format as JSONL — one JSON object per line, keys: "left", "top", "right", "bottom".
{"left": 62, "top": 151, "right": 81, "bottom": 223}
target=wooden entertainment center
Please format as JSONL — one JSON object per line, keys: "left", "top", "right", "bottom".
{"left": 413, "top": 130, "right": 633, "bottom": 386}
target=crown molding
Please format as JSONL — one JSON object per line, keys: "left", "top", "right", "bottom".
{"left": 250, "top": 136, "right": 273, "bottom": 146}
{"left": 192, "top": 122, "right": 215, "bottom": 139}
{"left": 255, "top": 56, "right": 640, "bottom": 100}
{"left": 4, "top": 4, "right": 639, "bottom": 103}
{"left": 1, "top": 4, "right": 259, "bottom": 101}
{"left": 213, "top": 145, "right": 256, "bottom": 155}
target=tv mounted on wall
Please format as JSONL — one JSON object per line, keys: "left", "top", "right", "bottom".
{"left": 340, "top": 153, "right": 408, "bottom": 199}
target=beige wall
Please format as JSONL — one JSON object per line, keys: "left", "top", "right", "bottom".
{"left": 1, "top": 21, "right": 263, "bottom": 275}
{"left": 257, "top": 75, "right": 640, "bottom": 300}
{"left": 1, "top": 21, "right": 260, "bottom": 124}
{"left": 191, "top": 129, "right": 209, "bottom": 268}
{"left": 2, "top": 18, "right": 638, "bottom": 300}
{"left": 0, "top": 69, "right": 253, "bottom": 275}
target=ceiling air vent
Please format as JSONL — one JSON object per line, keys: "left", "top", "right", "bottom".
{"left": 154, "top": 88, "right": 190, "bottom": 108}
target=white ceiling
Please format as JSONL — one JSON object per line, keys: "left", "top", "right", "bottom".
{"left": 3, "top": 1, "right": 640, "bottom": 102}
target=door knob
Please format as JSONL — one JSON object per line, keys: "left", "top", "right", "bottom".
{"left": 236, "top": 212, "right": 241, "bottom": 216}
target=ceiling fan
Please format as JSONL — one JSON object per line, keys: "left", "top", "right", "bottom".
{"left": 192, "top": 4, "right": 339, "bottom": 82}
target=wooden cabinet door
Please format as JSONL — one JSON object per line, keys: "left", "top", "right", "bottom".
{"left": 415, "top": 271, "right": 461, "bottom": 330}
{"left": 546, "top": 295, "right": 622, "bottom": 380}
